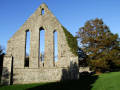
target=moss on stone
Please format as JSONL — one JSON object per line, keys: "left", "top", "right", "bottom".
{"left": 62, "top": 26, "right": 78, "bottom": 56}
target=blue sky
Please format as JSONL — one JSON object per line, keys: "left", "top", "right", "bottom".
{"left": 0, "top": 0, "right": 120, "bottom": 51}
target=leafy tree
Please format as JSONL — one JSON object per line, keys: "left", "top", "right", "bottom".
{"left": 78, "top": 48, "right": 88, "bottom": 67}
{"left": 0, "top": 45, "right": 4, "bottom": 59}
{"left": 0, "top": 45, "right": 5, "bottom": 76}
{"left": 0, "top": 45, "right": 3, "bottom": 55}
{"left": 40, "top": 52, "right": 44, "bottom": 62}
{"left": 77, "top": 18, "right": 120, "bottom": 72}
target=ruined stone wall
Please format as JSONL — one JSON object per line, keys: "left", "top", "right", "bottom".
{"left": 13, "top": 67, "right": 79, "bottom": 84}
{"left": 1, "top": 3, "right": 79, "bottom": 84}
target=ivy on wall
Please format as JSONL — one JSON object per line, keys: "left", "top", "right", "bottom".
{"left": 62, "top": 26, "right": 78, "bottom": 56}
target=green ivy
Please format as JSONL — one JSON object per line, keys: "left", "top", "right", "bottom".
{"left": 62, "top": 26, "right": 78, "bottom": 56}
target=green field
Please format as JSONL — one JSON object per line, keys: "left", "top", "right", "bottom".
{"left": 0, "top": 72, "right": 120, "bottom": 90}
{"left": 92, "top": 72, "right": 120, "bottom": 90}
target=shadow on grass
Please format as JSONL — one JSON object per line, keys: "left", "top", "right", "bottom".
{"left": 28, "top": 72, "right": 98, "bottom": 90}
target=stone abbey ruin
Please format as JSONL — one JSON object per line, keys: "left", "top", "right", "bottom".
{"left": 1, "top": 3, "right": 79, "bottom": 85}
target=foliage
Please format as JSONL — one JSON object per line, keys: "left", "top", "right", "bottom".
{"left": 77, "top": 18, "right": 120, "bottom": 72}
{"left": 62, "top": 26, "right": 78, "bottom": 56}
{"left": 40, "top": 52, "right": 44, "bottom": 62}
{"left": 78, "top": 48, "right": 88, "bottom": 67}
{"left": 0, "top": 45, "right": 3, "bottom": 55}
{"left": 0, "top": 45, "right": 4, "bottom": 82}
{"left": 0, "top": 45, "right": 4, "bottom": 62}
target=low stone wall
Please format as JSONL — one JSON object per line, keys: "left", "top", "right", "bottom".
{"left": 79, "top": 67, "right": 91, "bottom": 73}
{"left": 13, "top": 67, "right": 79, "bottom": 84}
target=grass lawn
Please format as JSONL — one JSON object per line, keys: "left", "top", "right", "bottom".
{"left": 0, "top": 83, "right": 47, "bottom": 90}
{"left": 0, "top": 72, "right": 120, "bottom": 90}
{"left": 92, "top": 72, "right": 120, "bottom": 90}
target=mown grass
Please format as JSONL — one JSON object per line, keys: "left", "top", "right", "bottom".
{"left": 92, "top": 72, "right": 120, "bottom": 90}
{"left": 0, "top": 83, "right": 47, "bottom": 90}
{"left": 0, "top": 72, "right": 120, "bottom": 90}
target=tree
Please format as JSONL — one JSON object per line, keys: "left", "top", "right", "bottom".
{"left": 0, "top": 45, "right": 5, "bottom": 61}
{"left": 78, "top": 48, "right": 88, "bottom": 67}
{"left": 0, "top": 45, "right": 5, "bottom": 77}
{"left": 0, "top": 45, "right": 4, "bottom": 59}
{"left": 40, "top": 52, "right": 44, "bottom": 62}
{"left": 77, "top": 18, "right": 120, "bottom": 72}
{"left": 0, "top": 45, "right": 3, "bottom": 55}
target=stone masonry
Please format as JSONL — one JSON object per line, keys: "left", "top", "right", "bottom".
{"left": 1, "top": 3, "right": 79, "bottom": 85}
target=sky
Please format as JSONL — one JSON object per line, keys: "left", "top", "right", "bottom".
{"left": 0, "top": 0, "right": 120, "bottom": 51}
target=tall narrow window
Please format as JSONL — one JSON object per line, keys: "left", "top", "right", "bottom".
{"left": 25, "top": 30, "right": 30, "bottom": 67}
{"left": 41, "top": 8, "right": 45, "bottom": 15}
{"left": 39, "top": 27, "right": 45, "bottom": 66}
{"left": 54, "top": 31, "right": 58, "bottom": 63}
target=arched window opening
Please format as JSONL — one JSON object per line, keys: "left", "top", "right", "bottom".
{"left": 54, "top": 30, "right": 58, "bottom": 64}
{"left": 41, "top": 8, "right": 45, "bottom": 15}
{"left": 39, "top": 27, "right": 45, "bottom": 66}
{"left": 25, "top": 30, "right": 30, "bottom": 67}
